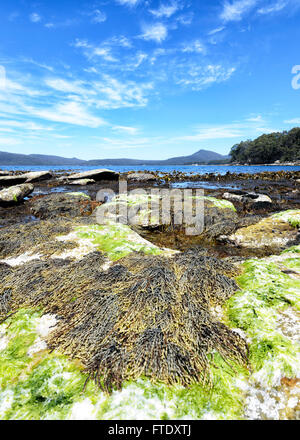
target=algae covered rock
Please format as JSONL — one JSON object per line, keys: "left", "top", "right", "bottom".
{"left": 0, "top": 247, "right": 248, "bottom": 393}
{"left": 223, "top": 209, "right": 300, "bottom": 250}
{"left": 30, "top": 192, "right": 96, "bottom": 219}
{"left": 96, "top": 191, "right": 242, "bottom": 239}
{"left": 0, "top": 184, "right": 34, "bottom": 205}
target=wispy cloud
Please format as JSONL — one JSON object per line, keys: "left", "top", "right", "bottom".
{"left": 140, "top": 23, "right": 168, "bottom": 43}
{"left": 220, "top": 0, "right": 258, "bottom": 22}
{"left": 74, "top": 39, "right": 116, "bottom": 61}
{"left": 29, "top": 13, "right": 41, "bottom": 23}
{"left": 116, "top": 0, "right": 141, "bottom": 7}
{"left": 149, "top": 1, "right": 180, "bottom": 18}
{"left": 175, "top": 64, "right": 236, "bottom": 91}
{"left": 284, "top": 118, "right": 300, "bottom": 124}
{"left": 258, "top": 1, "right": 288, "bottom": 15}
{"left": 112, "top": 125, "right": 139, "bottom": 135}
{"left": 181, "top": 40, "right": 206, "bottom": 54}
{"left": 26, "top": 101, "right": 106, "bottom": 128}
{"left": 208, "top": 26, "right": 225, "bottom": 35}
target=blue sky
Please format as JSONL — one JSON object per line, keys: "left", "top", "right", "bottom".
{"left": 0, "top": 0, "right": 300, "bottom": 160}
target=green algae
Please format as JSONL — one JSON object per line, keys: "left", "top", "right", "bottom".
{"left": 0, "top": 309, "right": 97, "bottom": 420}
{"left": 189, "top": 196, "right": 237, "bottom": 211}
{"left": 272, "top": 209, "right": 300, "bottom": 228}
{"left": 0, "top": 308, "right": 248, "bottom": 420}
{"left": 224, "top": 247, "right": 300, "bottom": 387}
{"left": 76, "top": 223, "right": 163, "bottom": 261}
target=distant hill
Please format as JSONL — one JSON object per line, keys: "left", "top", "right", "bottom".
{"left": 0, "top": 149, "right": 229, "bottom": 166}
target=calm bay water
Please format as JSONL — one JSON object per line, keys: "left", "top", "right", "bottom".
{"left": 1, "top": 164, "right": 300, "bottom": 175}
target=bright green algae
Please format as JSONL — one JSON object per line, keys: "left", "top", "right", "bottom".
{"left": 271, "top": 209, "right": 300, "bottom": 228}
{"left": 76, "top": 223, "right": 163, "bottom": 261}
{"left": 225, "top": 245, "right": 300, "bottom": 386}
{"left": 0, "top": 309, "right": 248, "bottom": 420}
{"left": 0, "top": 245, "right": 299, "bottom": 420}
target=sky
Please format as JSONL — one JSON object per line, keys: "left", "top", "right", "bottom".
{"left": 0, "top": 0, "right": 300, "bottom": 160}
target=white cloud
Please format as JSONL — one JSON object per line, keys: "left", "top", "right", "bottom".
{"left": 258, "top": 1, "right": 288, "bottom": 15}
{"left": 220, "top": 0, "right": 258, "bottom": 22}
{"left": 0, "top": 120, "right": 53, "bottom": 131}
{"left": 284, "top": 118, "right": 300, "bottom": 124}
{"left": 176, "top": 64, "right": 236, "bottom": 90}
{"left": 27, "top": 101, "right": 106, "bottom": 128}
{"left": 91, "top": 9, "right": 107, "bottom": 23}
{"left": 29, "top": 13, "right": 41, "bottom": 23}
{"left": 149, "top": 2, "right": 179, "bottom": 18}
{"left": 140, "top": 23, "right": 168, "bottom": 43}
{"left": 116, "top": 0, "right": 141, "bottom": 6}
{"left": 208, "top": 26, "right": 225, "bottom": 35}
{"left": 0, "top": 137, "right": 22, "bottom": 146}
{"left": 181, "top": 40, "right": 206, "bottom": 54}
{"left": 74, "top": 39, "right": 116, "bottom": 61}
{"left": 112, "top": 125, "right": 139, "bottom": 135}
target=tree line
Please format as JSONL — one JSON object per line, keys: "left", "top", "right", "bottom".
{"left": 229, "top": 127, "right": 300, "bottom": 164}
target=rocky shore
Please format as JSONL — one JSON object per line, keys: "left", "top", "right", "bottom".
{"left": 0, "top": 168, "right": 299, "bottom": 420}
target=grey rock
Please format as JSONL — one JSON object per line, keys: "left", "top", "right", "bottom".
{"left": 127, "top": 173, "right": 157, "bottom": 182}
{"left": 23, "top": 171, "right": 52, "bottom": 183}
{"left": 69, "top": 179, "right": 96, "bottom": 185}
{"left": 0, "top": 175, "right": 28, "bottom": 186}
{"left": 0, "top": 184, "right": 34, "bottom": 205}
{"left": 67, "top": 169, "right": 119, "bottom": 181}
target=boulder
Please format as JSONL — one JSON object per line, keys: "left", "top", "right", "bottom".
{"left": 0, "top": 171, "right": 10, "bottom": 176}
{"left": 30, "top": 192, "right": 97, "bottom": 219}
{"left": 221, "top": 214, "right": 299, "bottom": 249}
{"left": 0, "top": 184, "right": 34, "bottom": 205}
{"left": 68, "top": 179, "right": 95, "bottom": 185}
{"left": 67, "top": 169, "right": 119, "bottom": 181}
{"left": 223, "top": 191, "right": 272, "bottom": 210}
{"left": 127, "top": 173, "right": 158, "bottom": 182}
{"left": 23, "top": 171, "right": 52, "bottom": 183}
{"left": 0, "top": 175, "right": 28, "bottom": 186}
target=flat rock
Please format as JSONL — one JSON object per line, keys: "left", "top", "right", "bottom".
{"left": 223, "top": 191, "right": 272, "bottom": 209}
{"left": 69, "top": 179, "right": 95, "bottom": 185}
{"left": 0, "top": 175, "right": 28, "bottom": 186}
{"left": 0, "top": 184, "right": 34, "bottom": 205}
{"left": 30, "top": 192, "right": 97, "bottom": 219}
{"left": 222, "top": 215, "right": 299, "bottom": 249}
{"left": 127, "top": 173, "right": 157, "bottom": 182}
{"left": 67, "top": 169, "right": 119, "bottom": 181}
{"left": 23, "top": 171, "right": 52, "bottom": 183}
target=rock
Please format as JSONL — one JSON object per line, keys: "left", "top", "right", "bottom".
{"left": 0, "top": 184, "right": 34, "bottom": 205}
{"left": 0, "top": 171, "right": 10, "bottom": 176}
{"left": 127, "top": 173, "right": 157, "bottom": 182}
{"left": 30, "top": 192, "right": 98, "bottom": 219}
{"left": 96, "top": 192, "right": 242, "bottom": 238}
{"left": 222, "top": 212, "right": 299, "bottom": 249}
{"left": 67, "top": 169, "right": 119, "bottom": 181}
{"left": 223, "top": 191, "right": 272, "bottom": 210}
{"left": 0, "top": 175, "right": 28, "bottom": 186}
{"left": 23, "top": 171, "right": 52, "bottom": 183}
{"left": 68, "top": 179, "right": 96, "bottom": 185}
